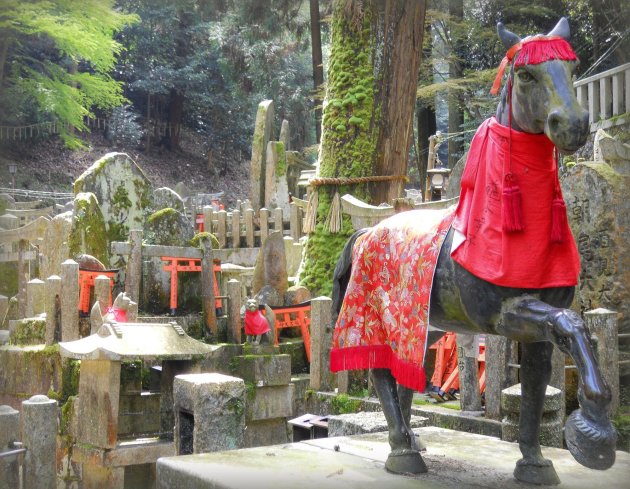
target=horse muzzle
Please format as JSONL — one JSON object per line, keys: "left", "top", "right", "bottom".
{"left": 546, "top": 107, "right": 590, "bottom": 153}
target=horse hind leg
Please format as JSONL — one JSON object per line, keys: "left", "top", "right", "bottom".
{"left": 370, "top": 368, "right": 427, "bottom": 474}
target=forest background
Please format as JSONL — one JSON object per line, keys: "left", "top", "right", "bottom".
{"left": 0, "top": 0, "right": 627, "bottom": 203}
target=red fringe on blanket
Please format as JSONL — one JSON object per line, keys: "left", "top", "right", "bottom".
{"left": 330, "top": 345, "right": 427, "bottom": 393}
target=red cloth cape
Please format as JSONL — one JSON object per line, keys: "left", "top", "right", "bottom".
{"left": 451, "top": 117, "right": 580, "bottom": 288}
{"left": 245, "top": 310, "right": 270, "bottom": 336}
{"left": 330, "top": 208, "right": 455, "bottom": 392}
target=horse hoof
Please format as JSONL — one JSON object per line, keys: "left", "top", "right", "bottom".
{"left": 385, "top": 449, "right": 427, "bottom": 475}
{"left": 565, "top": 409, "right": 617, "bottom": 470}
{"left": 514, "top": 458, "right": 560, "bottom": 485}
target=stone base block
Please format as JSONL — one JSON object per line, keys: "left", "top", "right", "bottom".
{"left": 244, "top": 418, "right": 290, "bottom": 448}
{"left": 328, "top": 411, "right": 428, "bottom": 437}
{"left": 231, "top": 354, "right": 291, "bottom": 386}
{"left": 248, "top": 385, "right": 294, "bottom": 421}
{"left": 174, "top": 373, "right": 246, "bottom": 454}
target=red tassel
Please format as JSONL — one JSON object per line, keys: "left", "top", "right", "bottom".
{"left": 502, "top": 173, "right": 524, "bottom": 232}
{"left": 514, "top": 37, "right": 577, "bottom": 67}
{"left": 551, "top": 195, "right": 567, "bottom": 243}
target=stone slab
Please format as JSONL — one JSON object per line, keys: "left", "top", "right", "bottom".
{"left": 243, "top": 418, "right": 290, "bottom": 448}
{"left": 248, "top": 384, "right": 294, "bottom": 421}
{"left": 156, "top": 426, "right": 630, "bottom": 489}
{"left": 328, "top": 411, "right": 427, "bottom": 437}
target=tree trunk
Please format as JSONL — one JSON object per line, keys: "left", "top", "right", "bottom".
{"left": 447, "top": 0, "right": 464, "bottom": 169}
{"left": 416, "top": 101, "right": 436, "bottom": 201}
{"left": 168, "top": 88, "right": 184, "bottom": 151}
{"left": 372, "top": 0, "right": 426, "bottom": 205}
{"left": 310, "top": 0, "right": 324, "bottom": 143}
{"left": 298, "top": 0, "right": 426, "bottom": 296}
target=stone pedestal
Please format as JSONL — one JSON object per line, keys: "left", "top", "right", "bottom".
{"left": 501, "top": 383, "right": 563, "bottom": 448}
{"left": 328, "top": 411, "right": 427, "bottom": 437}
{"left": 22, "top": 395, "right": 58, "bottom": 489}
{"left": 173, "top": 373, "right": 246, "bottom": 455}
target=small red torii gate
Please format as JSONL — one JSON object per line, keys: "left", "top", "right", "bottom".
{"left": 161, "top": 257, "right": 222, "bottom": 314}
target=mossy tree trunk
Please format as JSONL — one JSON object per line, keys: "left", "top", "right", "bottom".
{"left": 299, "top": 0, "right": 426, "bottom": 296}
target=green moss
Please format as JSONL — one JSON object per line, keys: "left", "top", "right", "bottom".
{"left": 190, "top": 231, "right": 220, "bottom": 249}
{"left": 62, "top": 359, "right": 81, "bottom": 402}
{"left": 275, "top": 142, "right": 287, "bottom": 176}
{"left": 9, "top": 318, "right": 46, "bottom": 346}
{"left": 60, "top": 396, "right": 77, "bottom": 436}
{"left": 0, "top": 263, "right": 18, "bottom": 297}
{"left": 330, "top": 393, "right": 362, "bottom": 414}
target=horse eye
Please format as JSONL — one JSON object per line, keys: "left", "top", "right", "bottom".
{"left": 517, "top": 71, "right": 534, "bottom": 82}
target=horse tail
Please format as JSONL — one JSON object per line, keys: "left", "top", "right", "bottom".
{"left": 332, "top": 228, "right": 369, "bottom": 316}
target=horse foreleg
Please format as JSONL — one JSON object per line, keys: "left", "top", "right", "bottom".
{"left": 515, "top": 341, "right": 561, "bottom": 485}
{"left": 397, "top": 384, "right": 425, "bottom": 451}
{"left": 370, "top": 368, "right": 427, "bottom": 474}
{"left": 501, "top": 297, "right": 617, "bottom": 476}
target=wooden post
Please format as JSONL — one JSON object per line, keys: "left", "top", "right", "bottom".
{"left": 310, "top": 296, "right": 334, "bottom": 391}
{"left": 200, "top": 236, "right": 217, "bottom": 340}
{"left": 217, "top": 210, "right": 227, "bottom": 248}
{"left": 227, "top": 279, "right": 242, "bottom": 344}
{"left": 231, "top": 209, "right": 241, "bottom": 248}
{"left": 202, "top": 205, "right": 213, "bottom": 234}
{"left": 260, "top": 208, "right": 270, "bottom": 244}
{"left": 244, "top": 208, "right": 255, "bottom": 248}
{"left": 584, "top": 308, "right": 619, "bottom": 414}
{"left": 125, "top": 229, "right": 143, "bottom": 303}
{"left": 289, "top": 202, "right": 301, "bottom": 241}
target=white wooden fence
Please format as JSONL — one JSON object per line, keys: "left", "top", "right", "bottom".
{"left": 575, "top": 62, "right": 630, "bottom": 132}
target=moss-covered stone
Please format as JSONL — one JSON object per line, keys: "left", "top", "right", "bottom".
{"left": 9, "top": 317, "right": 46, "bottom": 346}
{"left": 144, "top": 208, "right": 193, "bottom": 246}
{"left": 73, "top": 152, "right": 152, "bottom": 246}
{"left": 68, "top": 192, "right": 109, "bottom": 266}
{"left": 190, "top": 232, "right": 220, "bottom": 249}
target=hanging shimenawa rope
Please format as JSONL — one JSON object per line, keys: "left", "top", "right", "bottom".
{"left": 304, "top": 174, "right": 408, "bottom": 234}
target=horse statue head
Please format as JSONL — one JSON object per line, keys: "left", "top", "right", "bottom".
{"left": 494, "top": 17, "right": 589, "bottom": 153}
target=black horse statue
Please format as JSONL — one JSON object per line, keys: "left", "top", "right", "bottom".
{"left": 331, "top": 18, "right": 616, "bottom": 486}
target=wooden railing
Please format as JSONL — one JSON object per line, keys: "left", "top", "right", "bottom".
{"left": 574, "top": 63, "right": 630, "bottom": 132}
{"left": 199, "top": 202, "right": 304, "bottom": 249}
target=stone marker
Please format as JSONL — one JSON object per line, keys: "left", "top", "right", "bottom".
{"left": 585, "top": 308, "right": 619, "bottom": 414}
{"left": 310, "top": 296, "right": 334, "bottom": 392}
{"left": 251, "top": 231, "right": 288, "bottom": 300}
{"left": 250, "top": 100, "right": 275, "bottom": 210}
{"left": 265, "top": 141, "right": 291, "bottom": 215}
{"left": 279, "top": 119, "right": 290, "bottom": 150}
{"left": 61, "top": 259, "right": 80, "bottom": 341}
{"left": 173, "top": 373, "right": 246, "bottom": 455}
{"left": 45, "top": 275, "right": 61, "bottom": 345}
{"left": 94, "top": 274, "right": 111, "bottom": 313}
{"left": 125, "top": 229, "right": 143, "bottom": 303}
{"left": 40, "top": 210, "right": 72, "bottom": 278}
{"left": 22, "top": 395, "right": 57, "bottom": 489}
{"left": 227, "top": 279, "right": 242, "bottom": 344}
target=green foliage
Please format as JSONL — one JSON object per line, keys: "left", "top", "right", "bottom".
{"left": 330, "top": 393, "right": 362, "bottom": 414}
{"left": 190, "top": 231, "right": 220, "bottom": 249}
{"left": 0, "top": 0, "right": 138, "bottom": 148}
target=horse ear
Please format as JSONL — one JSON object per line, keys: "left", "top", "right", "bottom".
{"left": 547, "top": 17, "right": 570, "bottom": 40}
{"left": 497, "top": 22, "right": 521, "bottom": 50}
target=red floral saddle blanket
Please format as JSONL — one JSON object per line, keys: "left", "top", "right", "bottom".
{"left": 330, "top": 207, "right": 456, "bottom": 392}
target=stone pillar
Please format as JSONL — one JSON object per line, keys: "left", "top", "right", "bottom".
{"left": 94, "top": 274, "right": 111, "bottom": 313}
{"left": 0, "top": 405, "right": 20, "bottom": 489}
{"left": 585, "top": 308, "right": 619, "bottom": 414}
{"left": 60, "top": 259, "right": 79, "bottom": 341}
{"left": 77, "top": 360, "right": 121, "bottom": 449}
{"left": 127, "top": 300, "right": 138, "bottom": 322}
{"left": 22, "top": 395, "right": 58, "bottom": 489}
{"left": 200, "top": 236, "right": 217, "bottom": 340}
{"left": 202, "top": 205, "right": 213, "bottom": 234}
{"left": 227, "top": 279, "right": 242, "bottom": 344}
{"left": 45, "top": 275, "right": 61, "bottom": 345}
{"left": 279, "top": 119, "right": 290, "bottom": 150}
{"left": 456, "top": 334, "right": 482, "bottom": 412}
{"left": 125, "top": 229, "right": 143, "bottom": 303}
{"left": 265, "top": 141, "right": 290, "bottom": 215}
{"left": 25, "top": 278, "right": 45, "bottom": 318}
{"left": 250, "top": 100, "right": 275, "bottom": 210}
{"left": 173, "top": 373, "right": 246, "bottom": 454}
{"left": 310, "top": 296, "right": 334, "bottom": 391}
{"left": 501, "top": 383, "right": 563, "bottom": 448}
{"left": 17, "top": 239, "right": 29, "bottom": 318}
{"left": 484, "top": 336, "right": 518, "bottom": 420}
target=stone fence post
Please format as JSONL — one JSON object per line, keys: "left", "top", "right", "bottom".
{"left": 22, "top": 395, "right": 58, "bottom": 489}
{"left": 310, "top": 296, "right": 334, "bottom": 392}
{"left": 26, "top": 278, "right": 45, "bottom": 318}
{"left": 227, "top": 279, "right": 242, "bottom": 344}
{"left": 125, "top": 229, "right": 143, "bottom": 303}
{"left": 584, "top": 308, "right": 619, "bottom": 414}
{"left": 45, "top": 275, "right": 61, "bottom": 345}
{"left": 0, "top": 405, "right": 20, "bottom": 489}
{"left": 200, "top": 236, "right": 217, "bottom": 340}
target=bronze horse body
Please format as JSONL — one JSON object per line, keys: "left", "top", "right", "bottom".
{"left": 332, "top": 18, "right": 616, "bottom": 486}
